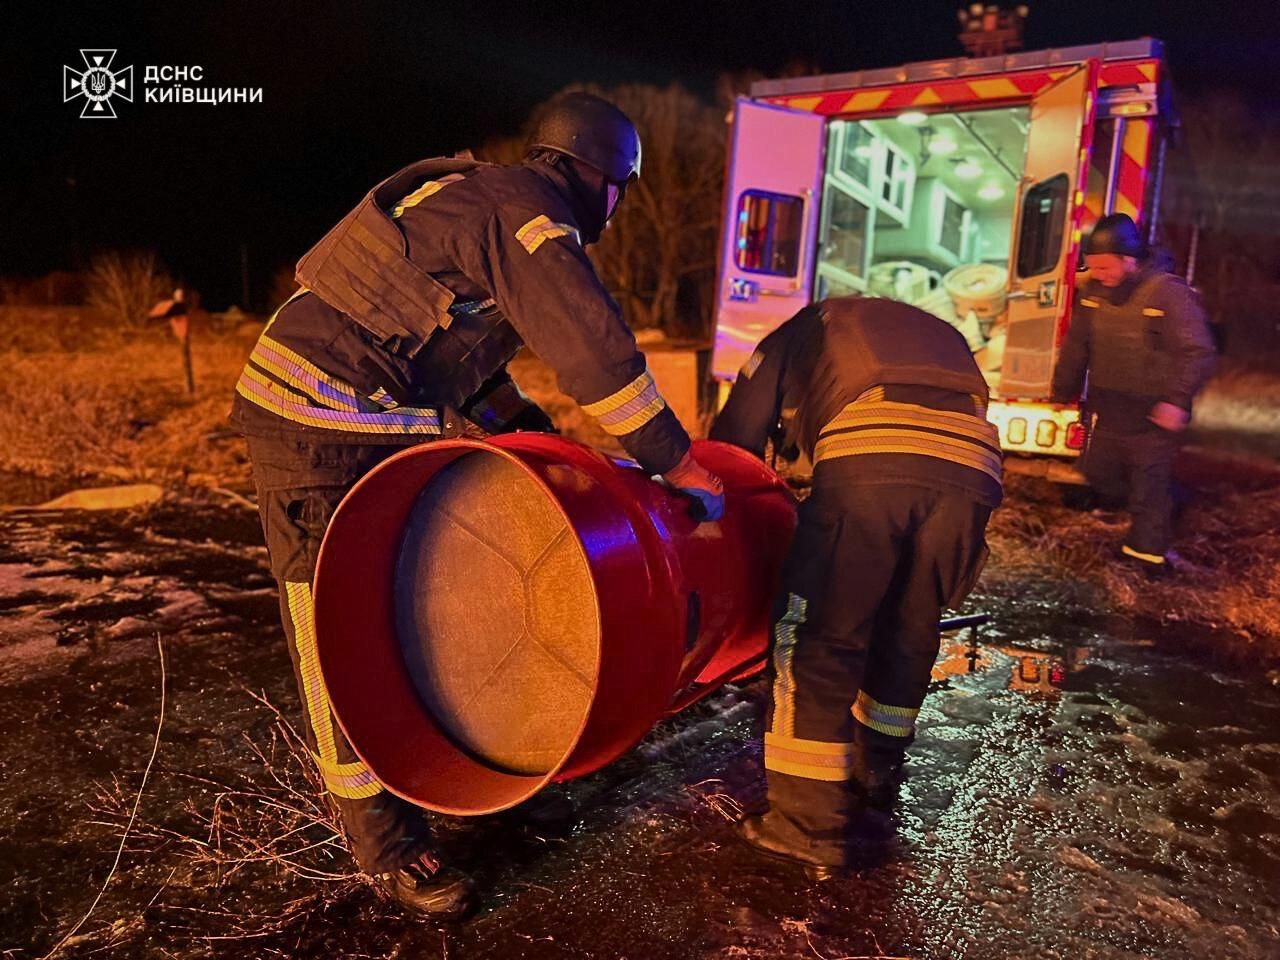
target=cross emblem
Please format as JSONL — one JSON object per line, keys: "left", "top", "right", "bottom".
{"left": 63, "top": 49, "right": 133, "bottom": 119}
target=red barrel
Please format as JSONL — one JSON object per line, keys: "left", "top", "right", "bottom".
{"left": 312, "top": 435, "right": 795, "bottom": 815}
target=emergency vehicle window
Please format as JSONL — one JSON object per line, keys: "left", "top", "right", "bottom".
{"left": 735, "top": 190, "right": 804, "bottom": 276}
{"left": 1016, "top": 174, "right": 1069, "bottom": 277}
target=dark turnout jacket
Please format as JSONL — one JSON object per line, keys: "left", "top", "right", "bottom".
{"left": 1052, "top": 262, "right": 1216, "bottom": 433}
{"left": 230, "top": 157, "right": 690, "bottom": 475}
{"left": 711, "top": 297, "right": 1003, "bottom": 508}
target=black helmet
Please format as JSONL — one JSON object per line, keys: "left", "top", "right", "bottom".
{"left": 530, "top": 92, "right": 642, "bottom": 184}
{"left": 1084, "top": 213, "right": 1144, "bottom": 258}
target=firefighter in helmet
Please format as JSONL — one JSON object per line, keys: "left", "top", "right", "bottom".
{"left": 230, "top": 92, "right": 724, "bottom": 917}
{"left": 1052, "top": 213, "right": 1215, "bottom": 574}
{"left": 711, "top": 296, "right": 1000, "bottom": 877}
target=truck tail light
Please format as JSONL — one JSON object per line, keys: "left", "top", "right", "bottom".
{"left": 1066, "top": 422, "right": 1086, "bottom": 450}
{"left": 1007, "top": 417, "right": 1028, "bottom": 445}
{"left": 1035, "top": 419, "right": 1057, "bottom": 447}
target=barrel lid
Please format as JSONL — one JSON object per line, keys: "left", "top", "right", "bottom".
{"left": 395, "top": 452, "right": 600, "bottom": 776}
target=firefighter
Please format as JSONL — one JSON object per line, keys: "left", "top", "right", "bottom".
{"left": 1052, "top": 214, "right": 1216, "bottom": 574}
{"left": 230, "top": 92, "right": 724, "bottom": 917}
{"left": 710, "top": 296, "right": 1001, "bottom": 878}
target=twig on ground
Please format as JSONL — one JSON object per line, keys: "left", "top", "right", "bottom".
{"left": 41, "top": 635, "right": 167, "bottom": 959}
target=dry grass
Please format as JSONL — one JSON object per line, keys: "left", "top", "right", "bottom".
{"left": 83, "top": 691, "right": 365, "bottom": 949}
{"left": 985, "top": 461, "right": 1280, "bottom": 656}
{"left": 0, "top": 307, "right": 256, "bottom": 489}
{"left": 5, "top": 305, "right": 1279, "bottom": 653}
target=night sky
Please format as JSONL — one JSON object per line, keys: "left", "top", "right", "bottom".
{"left": 4, "top": 0, "right": 1278, "bottom": 308}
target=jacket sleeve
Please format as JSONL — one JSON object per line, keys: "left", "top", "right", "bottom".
{"left": 709, "top": 330, "right": 788, "bottom": 459}
{"left": 460, "top": 368, "right": 556, "bottom": 434}
{"left": 454, "top": 207, "right": 690, "bottom": 475}
{"left": 1153, "top": 278, "right": 1217, "bottom": 410}
{"left": 1051, "top": 297, "right": 1093, "bottom": 403}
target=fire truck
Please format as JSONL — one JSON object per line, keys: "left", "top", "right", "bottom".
{"left": 711, "top": 38, "right": 1173, "bottom": 478}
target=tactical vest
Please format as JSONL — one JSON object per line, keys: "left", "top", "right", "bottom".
{"left": 296, "top": 157, "right": 491, "bottom": 357}
{"left": 795, "top": 298, "right": 990, "bottom": 453}
{"left": 1075, "top": 270, "right": 1176, "bottom": 399}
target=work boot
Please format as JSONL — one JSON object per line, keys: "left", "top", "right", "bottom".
{"left": 851, "top": 734, "right": 907, "bottom": 812}
{"left": 374, "top": 849, "right": 476, "bottom": 920}
{"left": 736, "top": 812, "right": 846, "bottom": 881}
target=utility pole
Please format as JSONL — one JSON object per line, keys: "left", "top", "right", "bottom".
{"left": 957, "top": 4, "right": 1030, "bottom": 58}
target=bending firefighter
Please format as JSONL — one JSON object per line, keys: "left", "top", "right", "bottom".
{"left": 711, "top": 296, "right": 1001, "bottom": 877}
{"left": 1052, "top": 214, "right": 1215, "bottom": 574}
{"left": 230, "top": 93, "right": 724, "bottom": 917}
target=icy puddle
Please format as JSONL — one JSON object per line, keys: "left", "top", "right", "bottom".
{"left": 2, "top": 501, "right": 1278, "bottom": 959}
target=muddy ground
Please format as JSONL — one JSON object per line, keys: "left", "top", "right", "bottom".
{"left": 1, "top": 476, "right": 1278, "bottom": 960}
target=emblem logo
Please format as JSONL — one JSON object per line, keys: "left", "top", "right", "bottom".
{"left": 63, "top": 50, "right": 133, "bottom": 119}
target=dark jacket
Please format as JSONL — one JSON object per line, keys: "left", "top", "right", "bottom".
{"left": 711, "top": 297, "right": 1003, "bottom": 508}
{"left": 231, "top": 157, "right": 689, "bottom": 475}
{"left": 1052, "top": 262, "right": 1216, "bottom": 433}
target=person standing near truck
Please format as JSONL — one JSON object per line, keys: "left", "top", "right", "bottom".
{"left": 711, "top": 295, "right": 1001, "bottom": 877}
{"left": 1052, "top": 214, "right": 1216, "bottom": 574}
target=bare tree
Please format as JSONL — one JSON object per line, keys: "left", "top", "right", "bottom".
{"left": 480, "top": 83, "right": 727, "bottom": 340}
{"left": 1164, "top": 93, "right": 1280, "bottom": 356}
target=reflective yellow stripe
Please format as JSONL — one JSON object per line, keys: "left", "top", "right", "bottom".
{"left": 1121, "top": 544, "right": 1165, "bottom": 564}
{"left": 581, "top": 371, "right": 667, "bottom": 437}
{"left": 392, "top": 174, "right": 464, "bottom": 218}
{"left": 815, "top": 432, "right": 1003, "bottom": 481}
{"left": 285, "top": 582, "right": 337, "bottom": 764}
{"left": 824, "top": 400, "right": 1000, "bottom": 443}
{"left": 235, "top": 371, "right": 442, "bottom": 435}
{"left": 1141, "top": 307, "right": 1166, "bottom": 317}
{"left": 285, "top": 582, "right": 383, "bottom": 800}
{"left": 764, "top": 733, "right": 858, "bottom": 782}
{"left": 259, "top": 334, "right": 358, "bottom": 402}
{"left": 249, "top": 346, "right": 361, "bottom": 412}
{"left": 852, "top": 690, "right": 918, "bottom": 738}
{"left": 1080, "top": 297, "right": 1101, "bottom": 308}
{"left": 515, "top": 214, "right": 577, "bottom": 254}
{"left": 315, "top": 754, "right": 383, "bottom": 799}
{"left": 768, "top": 593, "right": 806, "bottom": 739}
{"left": 815, "top": 400, "right": 1002, "bottom": 483}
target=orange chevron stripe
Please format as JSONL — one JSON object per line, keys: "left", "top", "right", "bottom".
{"left": 766, "top": 59, "right": 1160, "bottom": 118}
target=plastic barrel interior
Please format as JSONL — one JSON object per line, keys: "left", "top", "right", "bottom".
{"left": 394, "top": 453, "right": 601, "bottom": 777}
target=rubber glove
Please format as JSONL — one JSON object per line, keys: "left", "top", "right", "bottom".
{"left": 663, "top": 450, "right": 725, "bottom": 522}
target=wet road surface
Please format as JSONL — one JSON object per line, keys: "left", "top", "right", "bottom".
{"left": 1, "top": 496, "right": 1278, "bottom": 958}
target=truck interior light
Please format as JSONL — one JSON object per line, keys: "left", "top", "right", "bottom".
{"left": 1035, "top": 419, "right": 1057, "bottom": 447}
{"left": 1007, "top": 418, "right": 1028, "bottom": 445}
{"left": 978, "top": 183, "right": 1005, "bottom": 200}
{"left": 954, "top": 159, "right": 982, "bottom": 179}
{"left": 930, "top": 136, "right": 957, "bottom": 155}
{"left": 898, "top": 111, "right": 928, "bottom": 126}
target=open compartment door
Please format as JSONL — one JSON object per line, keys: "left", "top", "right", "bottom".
{"left": 999, "top": 62, "right": 1099, "bottom": 399}
{"left": 712, "top": 99, "right": 826, "bottom": 382}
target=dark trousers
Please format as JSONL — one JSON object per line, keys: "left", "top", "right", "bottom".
{"left": 246, "top": 433, "right": 432, "bottom": 874}
{"left": 762, "top": 482, "right": 990, "bottom": 841}
{"left": 1081, "top": 424, "right": 1179, "bottom": 561}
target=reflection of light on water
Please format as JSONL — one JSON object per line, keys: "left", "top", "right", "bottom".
{"left": 930, "top": 637, "right": 1091, "bottom": 697}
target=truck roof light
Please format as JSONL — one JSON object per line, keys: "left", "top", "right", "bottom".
{"left": 978, "top": 184, "right": 1005, "bottom": 200}
{"left": 898, "top": 111, "right": 928, "bottom": 126}
{"left": 954, "top": 159, "right": 982, "bottom": 180}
